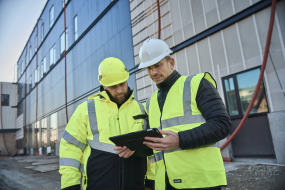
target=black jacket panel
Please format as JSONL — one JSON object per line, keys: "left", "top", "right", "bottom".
{"left": 62, "top": 184, "right": 81, "bottom": 190}
{"left": 178, "top": 78, "right": 231, "bottom": 149}
{"left": 86, "top": 148, "right": 146, "bottom": 190}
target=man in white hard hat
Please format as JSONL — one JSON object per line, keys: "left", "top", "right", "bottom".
{"left": 139, "top": 39, "right": 231, "bottom": 190}
{"left": 59, "top": 57, "right": 148, "bottom": 190}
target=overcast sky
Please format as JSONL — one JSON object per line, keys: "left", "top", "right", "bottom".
{"left": 0, "top": 0, "right": 47, "bottom": 82}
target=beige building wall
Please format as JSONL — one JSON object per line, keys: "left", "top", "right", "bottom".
{"left": 130, "top": 0, "right": 285, "bottom": 161}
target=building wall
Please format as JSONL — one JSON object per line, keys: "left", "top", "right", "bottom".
{"left": 0, "top": 82, "right": 17, "bottom": 129}
{"left": 0, "top": 82, "right": 18, "bottom": 156}
{"left": 16, "top": 0, "right": 136, "bottom": 155}
{"left": 131, "top": 0, "right": 285, "bottom": 162}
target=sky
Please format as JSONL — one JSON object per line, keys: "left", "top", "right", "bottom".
{"left": 0, "top": 0, "right": 47, "bottom": 82}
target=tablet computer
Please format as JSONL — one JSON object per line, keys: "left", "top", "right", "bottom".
{"left": 109, "top": 128, "right": 162, "bottom": 155}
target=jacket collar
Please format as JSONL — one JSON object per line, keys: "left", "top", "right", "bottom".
{"left": 157, "top": 70, "right": 181, "bottom": 91}
{"left": 88, "top": 87, "right": 134, "bottom": 107}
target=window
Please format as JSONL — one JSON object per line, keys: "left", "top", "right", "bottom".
{"left": 29, "top": 74, "right": 32, "bottom": 91}
{"left": 41, "top": 23, "right": 44, "bottom": 41}
{"left": 35, "top": 121, "right": 41, "bottom": 150}
{"left": 60, "top": 29, "right": 68, "bottom": 54}
{"left": 222, "top": 68, "right": 269, "bottom": 118}
{"left": 49, "top": 45, "right": 56, "bottom": 66}
{"left": 74, "top": 15, "right": 78, "bottom": 41}
{"left": 19, "top": 61, "right": 23, "bottom": 75}
{"left": 21, "top": 60, "right": 25, "bottom": 74}
{"left": 49, "top": 6, "right": 54, "bottom": 28}
{"left": 31, "top": 72, "right": 34, "bottom": 88}
{"left": 50, "top": 113, "right": 58, "bottom": 141}
{"left": 50, "top": 113, "right": 58, "bottom": 155}
{"left": 29, "top": 45, "right": 32, "bottom": 61}
{"left": 35, "top": 35, "right": 37, "bottom": 52}
{"left": 41, "top": 118, "right": 48, "bottom": 147}
{"left": 1, "top": 94, "right": 9, "bottom": 106}
{"left": 224, "top": 77, "right": 239, "bottom": 116}
{"left": 40, "top": 59, "right": 43, "bottom": 78}
{"left": 42, "top": 57, "right": 47, "bottom": 74}
{"left": 18, "top": 66, "right": 21, "bottom": 78}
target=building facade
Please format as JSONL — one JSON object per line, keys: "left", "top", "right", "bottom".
{"left": 16, "top": 0, "right": 136, "bottom": 155}
{"left": 0, "top": 82, "right": 18, "bottom": 155}
{"left": 17, "top": 0, "right": 285, "bottom": 164}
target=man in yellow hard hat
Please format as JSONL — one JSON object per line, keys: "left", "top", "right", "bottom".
{"left": 59, "top": 57, "right": 148, "bottom": 190}
{"left": 139, "top": 39, "right": 231, "bottom": 190}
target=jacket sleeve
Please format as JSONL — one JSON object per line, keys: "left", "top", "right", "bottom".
{"left": 59, "top": 102, "right": 88, "bottom": 189}
{"left": 178, "top": 78, "right": 231, "bottom": 149}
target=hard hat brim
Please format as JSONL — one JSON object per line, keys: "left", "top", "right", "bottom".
{"left": 100, "top": 73, "right": 129, "bottom": 87}
{"left": 138, "top": 50, "right": 172, "bottom": 69}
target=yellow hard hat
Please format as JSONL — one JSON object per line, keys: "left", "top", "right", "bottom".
{"left": 98, "top": 57, "right": 129, "bottom": 86}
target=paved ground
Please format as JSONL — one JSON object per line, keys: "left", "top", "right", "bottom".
{"left": 0, "top": 156, "right": 60, "bottom": 190}
{"left": 224, "top": 162, "right": 285, "bottom": 190}
{"left": 0, "top": 156, "right": 285, "bottom": 190}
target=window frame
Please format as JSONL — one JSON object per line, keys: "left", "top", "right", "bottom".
{"left": 1, "top": 94, "right": 10, "bottom": 106}
{"left": 222, "top": 66, "right": 269, "bottom": 119}
{"left": 49, "top": 5, "right": 54, "bottom": 28}
{"left": 21, "top": 60, "right": 25, "bottom": 75}
{"left": 41, "top": 23, "right": 44, "bottom": 42}
{"left": 42, "top": 57, "right": 47, "bottom": 75}
{"left": 49, "top": 45, "right": 56, "bottom": 67}
{"left": 60, "top": 28, "right": 68, "bottom": 54}
{"left": 29, "top": 45, "right": 32, "bottom": 61}
{"left": 74, "top": 15, "right": 78, "bottom": 41}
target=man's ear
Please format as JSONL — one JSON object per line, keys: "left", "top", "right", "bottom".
{"left": 169, "top": 57, "right": 175, "bottom": 70}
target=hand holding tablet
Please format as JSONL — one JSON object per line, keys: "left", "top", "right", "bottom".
{"left": 109, "top": 128, "right": 162, "bottom": 156}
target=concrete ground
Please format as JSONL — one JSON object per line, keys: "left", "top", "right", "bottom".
{"left": 0, "top": 156, "right": 285, "bottom": 190}
{"left": 0, "top": 156, "right": 60, "bottom": 190}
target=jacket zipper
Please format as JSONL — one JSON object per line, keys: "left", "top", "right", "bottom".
{"left": 116, "top": 95, "right": 132, "bottom": 190}
{"left": 118, "top": 105, "right": 122, "bottom": 190}
{"left": 160, "top": 101, "right": 170, "bottom": 188}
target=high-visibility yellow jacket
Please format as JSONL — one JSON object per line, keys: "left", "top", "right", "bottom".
{"left": 59, "top": 90, "right": 147, "bottom": 190}
{"left": 146, "top": 73, "right": 227, "bottom": 190}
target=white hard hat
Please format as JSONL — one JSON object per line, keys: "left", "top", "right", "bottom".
{"left": 138, "top": 38, "right": 173, "bottom": 69}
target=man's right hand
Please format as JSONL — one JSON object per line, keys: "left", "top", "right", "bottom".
{"left": 114, "top": 146, "right": 135, "bottom": 158}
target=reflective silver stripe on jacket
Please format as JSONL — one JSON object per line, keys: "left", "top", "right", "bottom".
{"left": 80, "top": 163, "right": 84, "bottom": 173}
{"left": 138, "top": 103, "right": 147, "bottom": 130}
{"left": 87, "top": 99, "right": 116, "bottom": 154}
{"left": 62, "top": 130, "right": 86, "bottom": 151}
{"left": 148, "top": 142, "right": 218, "bottom": 163}
{"left": 146, "top": 98, "right": 150, "bottom": 114}
{"left": 161, "top": 76, "right": 205, "bottom": 129}
{"left": 60, "top": 158, "right": 81, "bottom": 169}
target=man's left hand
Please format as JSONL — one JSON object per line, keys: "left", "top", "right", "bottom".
{"left": 143, "top": 130, "right": 179, "bottom": 151}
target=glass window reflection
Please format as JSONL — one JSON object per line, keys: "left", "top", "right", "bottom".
{"left": 224, "top": 77, "right": 239, "bottom": 116}
{"left": 237, "top": 69, "right": 268, "bottom": 114}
